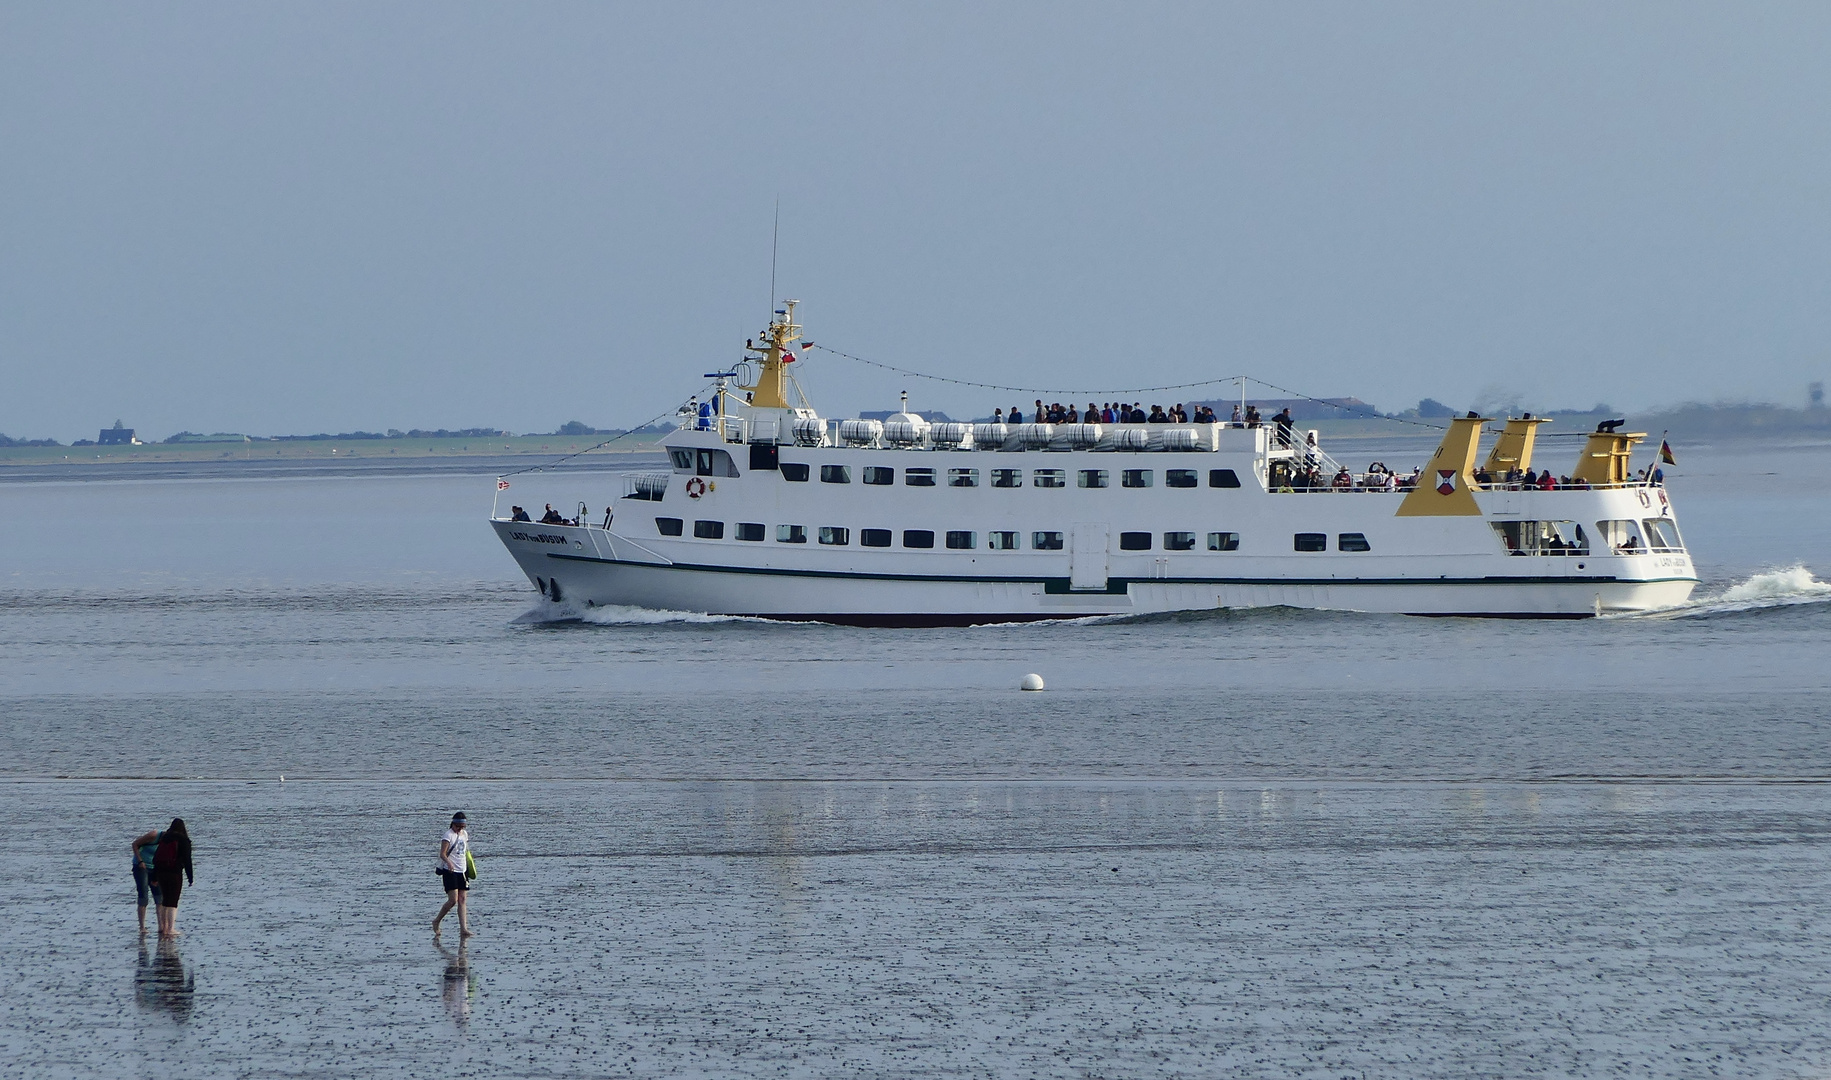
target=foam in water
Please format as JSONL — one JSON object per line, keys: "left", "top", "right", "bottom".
{"left": 1658, "top": 566, "right": 1831, "bottom": 618}
{"left": 514, "top": 597, "right": 753, "bottom": 625}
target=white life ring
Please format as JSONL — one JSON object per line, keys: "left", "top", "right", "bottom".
{"left": 685, "top": 476, "right": 707, "bottom": 499}
{"left": 1637, "top": 489, "right": 1651, "bottom": 508}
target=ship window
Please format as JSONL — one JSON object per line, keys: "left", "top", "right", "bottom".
{"left": 903, "top": 530, "right": 935, "bottom": 549}
{"left": 696, "top": 448, "right": 740, "bottom": 477}
{"left": 861, "top": 528, "right": 892, "bottom": 547}
{"left": 781, "top": 463, "right": 810, "bottom": 482}
{"left": 1166, "top": 469, "right": 1198, "bottom": 488}
{"left": 946, "top": 530, "right": 976, "bottom": 550}
{"left": 863, "top": 467, "right": 894, "bottom": 485}
{"left": 1207, "top": 531, "right": 1240, "bottom": 551}
{"left": 949, "top": 468, "right": 979, "bottom": 488}
{"left": 1294, "top": 532, "right": 1327, "bottom": 552}
{"left": 749, "top": 444, "right": 779, "bottom": 471}
{"left": 655, "top": 517, "right": 684, "bottom": 536}
{"left": 735, "top": 522, "right": 765, "bottom": 542}
{"left": 776, "top": 524, "right": 807, "bottom": 544}
{"left": 1338, "top": 532, "right": 1371, "bottom": 552}
{"left": 1596, "top": 520, "right": 1645, "bottom": 553}
{"left": 1491, "top": 520, "right": 1589, "bottom": 555}
{"left": 905, "top": 468, "right": 936, "bottom": 487}
{"left": 1119, "top": 531, "right": 1152, "bottom": 551}
{"left": 818, "top": 526, "right": 849, "bottom": 545}
{"left": 669, "top": 450, "right": 694, "bottom": 472}
{"left": 1122, "top": 469, "right": 1153, "bottom": 488}
{"left": 1032, "top": 469, "right": 1066, "bottom": 488}
{"left": 693, "top": 520, "right": 724, "bottom": 539}
{"left": 820, "top": 465, "right": 850, "bottom": 484}
{"left": 1642, "top": 519, "right": 1683, "bottom": 551}
{"left": 988, "top": 531, "right": 1020, "bottom": 550}
{"left": 991, "top": 468, "right": 1023, "bottom": 488}
{"left": 1209, "top": 469, "right": 1241, "bottom": 488}
{"left": 1077, "top": 469, "right": 1108, "bottom": 489}
{"left": 1032, "top": 531, "right": 1065, "bottom": 550}
{"left": 1164, "top": 531, "right": 1196, "bottom": 551}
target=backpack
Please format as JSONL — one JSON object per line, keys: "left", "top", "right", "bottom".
{"left": 154, "top": 834, "right": 177, "bottom": 872}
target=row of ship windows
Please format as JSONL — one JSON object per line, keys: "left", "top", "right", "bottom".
{"left": 787, "top": 464, "right": 1241, "bottom": 489}
{"left": 654, "top": 517, "right": 1372, "bottom": 552}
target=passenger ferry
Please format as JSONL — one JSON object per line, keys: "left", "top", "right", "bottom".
{"left": 492, "top": 302, "right": 1696, "bottom": 623}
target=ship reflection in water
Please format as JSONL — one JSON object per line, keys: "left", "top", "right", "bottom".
{"left": 438, "top": 941, "right": 473, "bottom": 1030}
{"left": 134, "top": 938, "right": 194, "bottom": 1022}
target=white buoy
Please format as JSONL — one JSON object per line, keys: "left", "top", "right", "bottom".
{"left": 279, "top": 775, "right": 284, "bottom": 783}
{"left": 1020, "top": 673, "right": 1045, "bottom": 691}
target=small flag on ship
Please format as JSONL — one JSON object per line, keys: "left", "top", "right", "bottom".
{"left": 1658, "top": 440, "right": 1677, "bottom": 466}
{"left": 497, "top": 479, "right": 511, "bottom": 490}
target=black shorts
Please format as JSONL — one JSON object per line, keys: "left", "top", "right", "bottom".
{"left": 440, "top": 870, "right": 469, "bottom": 892}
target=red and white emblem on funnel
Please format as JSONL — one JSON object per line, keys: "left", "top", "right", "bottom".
{"left": 1436, "top": 470, "right": 1457, "bottom": 496}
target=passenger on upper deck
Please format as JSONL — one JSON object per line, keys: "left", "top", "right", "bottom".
{"left": 992, "top": 408, "right": 1004, "bottom": 425}
{"left": 1088, "top": 402, "right": 1101, "bottom": 423}
{"left": 540, "top": 504, "right": 565, "bottom": 525}
{"left": 1034, "top": 400, "right": 1045, "bottom": 425}
{"left": 1245, "top": 405, "right": 1262, "bottom": 428}
{"left": 1007, "top": 405, "right": 1022, "bottom": 424}
{"left": 1147, "top": 405, "right": 1170, "bottom": 423}
{"left": 510, "top": 505, "right": 531, "bottom": 522}
{"left": 1231, "top": 404, "right": 1243, "bottom": 426}
{"left": 1331, "top": 468, "right": 1353, "bottom": 490}
{"left": 1272, "top": 408, "right": 1294, "bottom": 448}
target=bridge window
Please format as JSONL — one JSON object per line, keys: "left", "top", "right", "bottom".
{"left": 1164, "top": 532, "right": 1197, "bottom": 551}
{"left": 780, "top": 463, "right": 810, "bottom": 482}
{"left": 1078, "top": 469, "right": 1108, "bottom": 489}
{"left": 905, "top": 468, "right": 936, "bottom": 487}
{"left": 988, "top": 531, "right": 1020, "bottom": 550}
{"left": 903, "top": 530, "right": 936, "bottom": 549}
{"left": 948, "top": 468, "right": 979, "bottom": 488}
{"left": 1166, "top": 469, "right": 1198, "bottom": 488}
{"left": 1209, "top": 469, "right": 1241, "bottom": 488}
{"left": 818, "top": 527, "right": 850, "bottom": 546}
{"left": 1119, "top": 532, "right": 1152, "bottom": 551}
{"left": 1294, "top": 532, "right": 1327, "bottom": 552}
{"left": 1207, "top": 532, "right": 1240, "bottom": 551}
{"left": 863, "top": 466, "right": 894, "bottom": 485}
{"left": 946, "top": 530, "right": 976, "bottom": 550}
{"left": 820, "top": 465, "right": 850, "bottom": 484}
{"left": 1032, "top": 469, "right": 1066, "bottom": 488}
{"left": 1032, "top": 531, "right": 1065, "bottom": 550}
{"left": 776, "top": 524, "right": 807, "bottom": 544}
{"left": 735, "top": 522, "right": 764, "bottom": 542}
{"left": 696, "top": 448, "right": 740, "bottom": 477}
{"left": 669, "top": 450, "right": 693, "bottom": 472}
{"left": 1122, "top": 469, "right": 1153, "bottom": 488}
{"left": 1338, "top": 532, "right": 1371, "bottom": 552}
{"left": 655, "top": 517, "right": 684, "bottom": 536}
{"left": 861, "top": 528, "right": 892, "bottom": 547}
{"left": 693, "top": 520, "right": 724, "bottom": 539}
{"left": 991, "top": 468, "right": 1023, "bottom": 488}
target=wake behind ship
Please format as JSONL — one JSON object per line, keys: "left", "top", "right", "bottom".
{"left": 492, "top": 302, "right": 1696, "bottom": 624}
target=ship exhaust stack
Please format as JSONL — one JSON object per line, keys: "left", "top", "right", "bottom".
{"left": 1397, "top": 414, "right": 1490, "bottom": 517}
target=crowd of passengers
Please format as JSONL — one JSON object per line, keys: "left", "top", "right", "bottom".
{"left": 992, "top": 401, "right": 1287, "bottom": 427}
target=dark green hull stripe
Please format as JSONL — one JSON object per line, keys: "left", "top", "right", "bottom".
{"left": 543, "top": 552, "right": 1694, "bottom": 588}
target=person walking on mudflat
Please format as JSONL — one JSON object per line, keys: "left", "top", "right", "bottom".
{"left": 433, "top": 812, "right": 473, "bottom": 938}
{"left": 152, "top": 818, "right": 193, "bottom": 937}
{"left": 130, "top": 827, "right": 164, "bottom": 934}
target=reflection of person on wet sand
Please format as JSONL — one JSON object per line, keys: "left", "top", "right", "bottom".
{"left": 135, "top": 937, "right": 195, "bottom": 1021}
{"left": 438, "top": 939, "right": 473, "bottom": 1029}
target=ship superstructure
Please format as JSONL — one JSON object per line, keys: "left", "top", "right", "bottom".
{"left": 492, "top": 302, "right": 1696, "bottom": 623}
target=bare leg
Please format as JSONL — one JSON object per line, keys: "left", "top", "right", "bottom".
{"left": 434, "top": 891, "right": 456, "bottom": 934}
{"left": 138, "top": 903, "right": 148, "bottom": 934}
{"left": 456, "top": 890, "right": 472, "bottom": 937}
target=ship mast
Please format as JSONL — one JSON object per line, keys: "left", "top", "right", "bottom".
{"left": 744, "top": 299, "right": 801, "bottom": 410}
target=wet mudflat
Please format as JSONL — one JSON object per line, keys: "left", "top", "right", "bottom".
{"left": 8, "top": 778, "right": 1831, "bottom": 1078}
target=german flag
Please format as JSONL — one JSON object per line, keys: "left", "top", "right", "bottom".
{"left": 1659, "top": 439, "right": 1677, "bottom": 466}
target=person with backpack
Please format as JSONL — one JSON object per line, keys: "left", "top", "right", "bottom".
{"left": 151, "top": 818, "right": 194, "bottom": 937}
{"left": 130, "top": 827, "right": 165, "bottom": 934}
{"left": 433, "top": 812, "right": 475, "bottom": 938}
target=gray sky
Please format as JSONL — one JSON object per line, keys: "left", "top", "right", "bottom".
{"left": 3, "top": 2, "right": 1828, "bottom": 440}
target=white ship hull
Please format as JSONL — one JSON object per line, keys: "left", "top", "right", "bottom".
{"left": 493, "top": 428, "right": 1696, "bottom": 624}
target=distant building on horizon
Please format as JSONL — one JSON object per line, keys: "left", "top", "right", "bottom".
{"left": 97, "top": 420, "right": 140, "bottom": 445}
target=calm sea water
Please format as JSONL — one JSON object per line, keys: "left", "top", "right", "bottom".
{"left": 3, "top": 437, "right": 1829, "bottom": 1078}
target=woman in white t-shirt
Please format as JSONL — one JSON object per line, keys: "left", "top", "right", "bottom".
{"left": 433, "top": 812, "right": 473, "bottom": 937}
